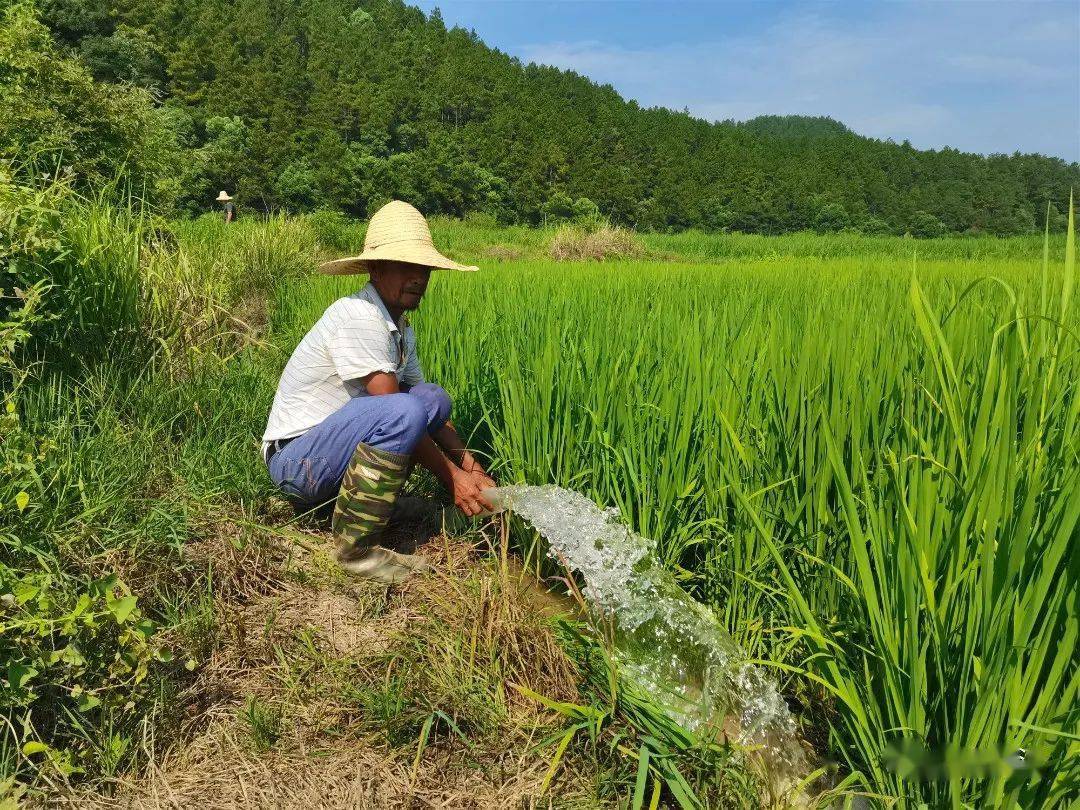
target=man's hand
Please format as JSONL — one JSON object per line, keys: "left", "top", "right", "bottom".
{"left": 468, "top": 467, "right": 497, "bottom": 491}
{"left": 450, "top": 467, "right": 495, "bottom": 517}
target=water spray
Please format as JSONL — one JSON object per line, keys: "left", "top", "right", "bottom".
{"left": 482, "top": 485, "right": 807, "bottom": 772}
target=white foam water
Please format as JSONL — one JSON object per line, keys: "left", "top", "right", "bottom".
{"left": 484, "top": 484, "right": 804, "bottom": 767}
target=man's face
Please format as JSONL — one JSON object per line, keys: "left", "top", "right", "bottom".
{"left": 369, "top": 262, "right": 432, "bottom": 311}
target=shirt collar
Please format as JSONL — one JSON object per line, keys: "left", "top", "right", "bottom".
{"left": 358, "top": 282, "right": 401, "bottom": 333}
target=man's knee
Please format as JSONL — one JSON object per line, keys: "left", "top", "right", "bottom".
{"left": 396, "top": 393, "right": 430, "bottom": 432}
{"left": 406, "top": 382, "right": 451, "bottom": 432}
{"left": 368, "top": 393, "right": 428, "bottom": 455}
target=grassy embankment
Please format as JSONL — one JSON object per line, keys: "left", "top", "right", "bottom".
{"left": 2, "top": 189, "right": 1076, "bottom": 807}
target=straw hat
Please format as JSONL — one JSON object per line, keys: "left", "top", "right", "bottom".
{"left": 216, "top": 190, "right": 233, "bottom": 202}
{"left": 319, "top": 200, "right": 478, "bottom": 274}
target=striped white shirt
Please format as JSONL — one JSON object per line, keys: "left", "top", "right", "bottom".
{"left": 262, "top": 283, "right": 424, "bottom": 452}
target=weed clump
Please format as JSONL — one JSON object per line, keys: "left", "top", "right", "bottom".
{"left": 483, "top": 244, "right": 523, "bottom": 261}
{"left": 303, "top": 209, "right": 365, "bottom": 254}
{"left": 241, "top": 696, "right": 284, "bottom": 753}
{"left": 549, "top": 224, "right": 647, "bottom": 261}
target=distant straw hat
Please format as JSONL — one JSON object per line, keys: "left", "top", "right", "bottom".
{"left": 319, "top": 200, "right": 478, "bottom": 274}
{"left": 216, "top": 190, "right": 233, "bottom": 202}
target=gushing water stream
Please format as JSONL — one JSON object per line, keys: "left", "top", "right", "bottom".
{"left": 484, "top": 484, "right": 806, "bottom": 770}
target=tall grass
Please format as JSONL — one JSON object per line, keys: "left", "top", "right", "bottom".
{"left": 2, "top": 177, "right": 147, "bottom": 374}
{"left": 0, "top": 181, "right": 284, "bottom": 788}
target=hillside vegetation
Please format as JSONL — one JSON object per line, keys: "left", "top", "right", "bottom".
{"left": 7, "top": 0, "right": 1077, "bottom": 235}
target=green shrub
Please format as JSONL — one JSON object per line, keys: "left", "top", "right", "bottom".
{"left": 812, "top": 201, "right": 850, "bottom": 233}
{"left": 909, "top": 210, "right": 947, "bottom": 238}
{"left": 0, "top": 567, "right": 163, "bottom": 780}
{"left": 0, "top": 3, "right": 180, "bottom": 205}
{"left": 542, "top": 193, "right": 605, "bottom": 228}
{"left": 304, "top": 209, "right": 364, "bottom": 254}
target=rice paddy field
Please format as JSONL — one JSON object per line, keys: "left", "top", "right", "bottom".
{"left": 280, "top": 224, "right": 1080, "bottom": 806}
{"left": 3, "top": 190, "right": 1077, "bottom": 807}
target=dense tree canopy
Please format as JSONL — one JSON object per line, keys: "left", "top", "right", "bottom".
{"left": 0, "top": 3, "right": 178, "bottom": 196}
{"left": 12, "top": 0, "right": 1080, "bottom": 234}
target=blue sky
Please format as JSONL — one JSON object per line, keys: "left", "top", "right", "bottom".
{"left": 414, "top": 1, "right": 1080, "bottom": 161}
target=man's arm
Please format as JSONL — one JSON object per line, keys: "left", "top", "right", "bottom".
{"left": 362, "top": 371, "right": 493, "bottom": 516}
{"left": 363, "top": 370, "right": 401, "bottom": 396}
{"left": 413, "top": 434, "right": 492, "bottom": 515}
{"left": 431, "top": 422, "right": 495, "bottom": 486}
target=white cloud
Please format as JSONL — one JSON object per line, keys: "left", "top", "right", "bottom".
{"left": 519, "top": 2, "right": 1080, "bottom": 159}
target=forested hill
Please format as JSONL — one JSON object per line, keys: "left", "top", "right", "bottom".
{"left": 21, "top": 0, "right": 1080, "bottom": 234}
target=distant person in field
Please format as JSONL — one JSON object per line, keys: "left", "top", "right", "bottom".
{"left": 262, "top": 200, "right": 496, "bottom": 583}
{"left": 216, "top": 190, "right": 236, "bottom": 223}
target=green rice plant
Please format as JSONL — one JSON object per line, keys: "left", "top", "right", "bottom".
{"left": 297, "top": 214, "right": 1072, "bottom": 805}
{"left": 641, "top": 227, "right": 1064, "bottom": 263}
{"left": 736, "top": 210, "right": 1077, "bottom": 806}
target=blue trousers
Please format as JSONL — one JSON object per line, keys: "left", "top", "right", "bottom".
{"left": 267, "top": 383, "right": 451, "bottom": 507}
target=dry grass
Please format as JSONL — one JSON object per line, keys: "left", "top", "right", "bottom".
{"left": 483, "top": 244, "right": 524, "bottom": 261}
{"left": 68, "top": 513, "right": 601, "bottom": 809}
{"left": 549, "top": 225, "right": 647, "bottom": 262}
{"left": 85, "top": 734, "right": 562, "bottom": 809}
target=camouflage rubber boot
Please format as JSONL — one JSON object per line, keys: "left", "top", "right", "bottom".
{"left": 333, "top": 442, "right": 432, "bottom": 583}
